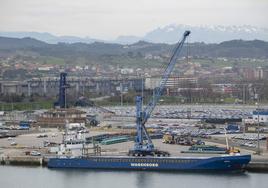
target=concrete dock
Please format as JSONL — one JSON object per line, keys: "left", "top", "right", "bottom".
{"left": 246, "top": 157, "right": 268, "bottom": 172}
{"left": 1, "top": 129, "right": 268, "bottom": 172}
{"left": 0, "top": 156, "right": 45, "bottom": 166}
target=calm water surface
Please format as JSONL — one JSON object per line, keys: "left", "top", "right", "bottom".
{"left": 0, "top": 166, "right": 268, "bottom": 188}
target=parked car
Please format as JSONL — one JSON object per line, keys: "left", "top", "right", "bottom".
{"left": 30, "top": 151, "right": 41, "bottom": 156}
{"left": 10, "top": 142, "right": 17, "bottom": 146}
{"left": 243, "top": 142, "right": 256, "bottom": 148}
{"left": 37, "top": 134, "right": 48, "bottom": 138}
{"left": 78, "top": 129, "right": 89, "bottom": 134}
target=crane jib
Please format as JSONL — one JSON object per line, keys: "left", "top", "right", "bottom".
{"left": 143, "top": 30, "right": 190, "bottom": 125}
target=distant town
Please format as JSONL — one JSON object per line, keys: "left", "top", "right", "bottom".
{"left": 1, "top": 50, "right": 268, "bottom": 110}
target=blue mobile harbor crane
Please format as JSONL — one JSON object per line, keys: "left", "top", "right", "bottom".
{"left": 129, "top": 30, "right": 191, "bottom": 157}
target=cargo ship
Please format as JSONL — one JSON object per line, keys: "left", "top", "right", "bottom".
{"left": 47, "top": 155, "right": 251, "bottom": 171}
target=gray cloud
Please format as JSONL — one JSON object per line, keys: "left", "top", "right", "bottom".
{"left": 0, "top": 0, "right": 267, "bottom": 39}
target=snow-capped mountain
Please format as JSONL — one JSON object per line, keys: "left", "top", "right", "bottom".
{"left": 116, "top": 25, "right": 268, "bottom": 44}
{"left": 1, "top": 25, "right": 267, "bottom": 44}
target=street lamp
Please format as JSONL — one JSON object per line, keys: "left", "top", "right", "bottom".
{"left": 138, "top": 71, "right": 145, "bottom": 107}
{"left": 120, "top": 82, "right": 123, "bottom": 107}
{"left": 141, "top": 76, "right": 144, "bottom": 107}
{"left": 255, "top": 102, "right": 260, "bottom": 155}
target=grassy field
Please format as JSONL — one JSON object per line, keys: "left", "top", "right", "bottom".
{"left": 192, "top": 58, "right": 268, "bottom": 68}
{"left": 108, "top": 56, "right": 164, "bottom": 68}
{"left": 0, "top": 101, "right": 53, "bottom": 111}
{"left": 42, "top": 56, "right": 65, "bottom": 65}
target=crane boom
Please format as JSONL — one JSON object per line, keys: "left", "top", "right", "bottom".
{"left": 142, "top": 30, "right": 190, "bottom": 125}
{"left": 129, "top": 31, "right": 190, "bottom": 156}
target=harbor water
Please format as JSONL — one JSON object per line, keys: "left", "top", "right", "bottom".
{"left": 0, "top": 166, "right": 267, "bottom": 188}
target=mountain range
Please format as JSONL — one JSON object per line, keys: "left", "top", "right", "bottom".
{"left": 0, "top": 36, "right": 267, "bottom": 61}
{"left": 1, "top": 25, "right": 268, "bottom": 44}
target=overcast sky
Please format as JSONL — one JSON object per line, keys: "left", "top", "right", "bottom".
{"left": 0, "top": 0, "right": 267, "bottom": 39}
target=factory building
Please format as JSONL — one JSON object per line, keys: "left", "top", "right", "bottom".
{"left": 145, "top": 76, "right": 197, "bottom": 90}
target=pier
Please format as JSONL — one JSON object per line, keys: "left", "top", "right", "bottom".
{"left": 0, "top": 156, "right": 45, "bottom": 166}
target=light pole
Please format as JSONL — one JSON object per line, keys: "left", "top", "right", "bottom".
{"left": 255, "top": 102, "right": 260, "bottom": 155}
{"left": 120, "top": 82, "right": 123, "bottom": 106}
{"left": 141, "top": 76, "right": 144, "bottom": 107}
{"left": 138, "top": 71, "right": 144, "bottom": 107}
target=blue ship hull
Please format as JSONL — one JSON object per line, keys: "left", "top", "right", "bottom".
{"left": 47, "top": 155, "right": 251, "bottom": 171}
